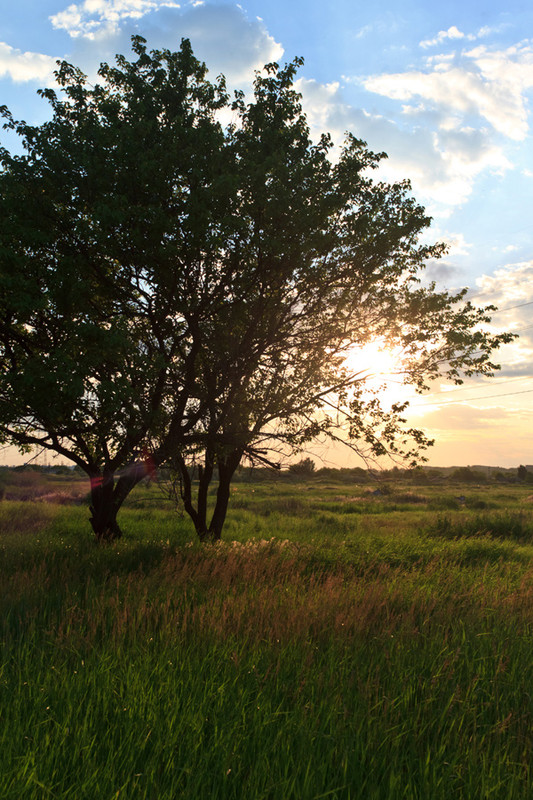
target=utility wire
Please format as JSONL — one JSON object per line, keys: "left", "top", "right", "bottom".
{"left": 417, "top": 375, "right": 532, "bottom": 398}
{"left": 376, "top": 356, "right": 532, "bottom": 389}
{"left": 489, "top": 300, "right": 533, "bottom": 314}
{"left": 462, "top": 297, "right": 533, "bottom": 314}
{"left": 506, "top": 324, "right": 533, "bottom": 334}
{"left": 412, "top": 388, "right": 533, "bottom": 408}
{"left": 432, "top": 332, "right": 531, "bottom": 368}
{"left": 493, "top": 357, "right": 533, "bottom": 367}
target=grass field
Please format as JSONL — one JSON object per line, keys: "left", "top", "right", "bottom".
{"left": 1, "top": 476, "right": 533, "bottom": 799}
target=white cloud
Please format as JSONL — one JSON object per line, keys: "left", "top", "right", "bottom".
{"left": 365, "top": 42, "right": 533, "bottom": 141}
{"left": 327, "top": 36, "right": 533, "bottom": 216}
{"left": 49, "top": 0, "right": 285, "bottom": 85}
{"left": 54, "top": 2, "right": 283, "bottom": 89}
{"left": 0, "top": 42, "right": 57, "bottom": 83}
{"left": 420, "top": 24, "right": 505, "bottom": 50}
{"left": 441, "top": 232, "right": 472, "bottom": 256}
{"left": 331, "top": 38, "right": 533, "bottom": 215}
{"left": 413, "top": 262, "right": 533, "bottom": 398}
{"left": 472, "top": 260, "right": 533, "bottom": 307}
{"left": 50, "top": 0, "right": 181, "bottom": 39}
{"left": 294, "top": 77, "right": 341, "bottom": 131}
{"left": 153, "top": 4, "right": 283, "bottom": 82}
{"left": 296, "top": 76, "right": 510, "bottom": 211}
{"left": 468, "top": 261, "right": 533, "bottom": 363}
{"left": 420, "top": 26, "right": 465, "bottom": 50}
{"left": 355, "top": 25, "right": 373, "bottom": 40}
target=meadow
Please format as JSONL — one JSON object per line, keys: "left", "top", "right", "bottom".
{"left": 1, "top": 473, "right": 533, "bottom": 799}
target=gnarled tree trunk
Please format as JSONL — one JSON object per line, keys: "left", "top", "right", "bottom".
{"left": 88, "top": 466, "right": 150, "bottom": 541}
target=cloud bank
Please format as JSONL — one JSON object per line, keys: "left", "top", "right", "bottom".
{"left": 0, "top": 43, "right": 57, "bottom": 83}
{"left": 286, "top": 33, "right": 532, "bottom": 219}
{"left": 53, "top": 1, "right": 284, "bottom": 86}
{"left": 1, "top": 11, "right": 530, "bottom": 221}
{"left": 4, "top": 12, "right": 526, "bottom": 237}
{"left": 50, "top": 0, "right": 183, "bottom": 39}
{"left": 365, "top": 42, "right": 533, "bottom": 141}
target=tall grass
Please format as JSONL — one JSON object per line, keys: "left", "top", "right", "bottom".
{"left": 1, "top": 482, "right": 533, "bottom": 798}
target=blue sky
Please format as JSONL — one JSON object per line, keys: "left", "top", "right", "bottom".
{"left": 1, "top": 0, "right": 532, "bottom": 467}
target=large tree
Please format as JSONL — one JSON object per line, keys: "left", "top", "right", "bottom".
{"left": 0, "top": 37, "right": 512, "bottom": 541}
{"left": 0, "top": 37, "right": 234, "bottom": 539}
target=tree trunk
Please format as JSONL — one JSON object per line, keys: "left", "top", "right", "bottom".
{"left": 197, "top": 460, "right": 214, "bottom": 531}
{"left": 206, "top": 450, "right": 242, "bottom": 541}
{"left": 176, "top": 452, "right": 215, "bottom": 541}
{"left": 88, "top": 467, "right": 148, "bottom": 541}
{"left": 89, "top": 474, "right": 122, "bottom": 541}
{"left": 177, "top": 449, "right": 242, "bottom": 542}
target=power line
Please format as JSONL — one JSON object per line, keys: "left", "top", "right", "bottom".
{"left": 463, "top": 298, "right": 533, "bottom": 314}
{"left": 451, "top": 286, "right": 533, "bottom": 316}
{"left": 462, "top": 286, "right": 533, "bottom": 307}
{"left": 413, "top": 387, "right": 533, "bottom": 408}
{"left": 490, "top": 300, "right": 533, "bottom": 314}
{"left": 419, "top": 375, "right": 533, "bottom": 398}
{"left": 433, "top": 332, "right": 532, "bottom": 368}
{"left": 494, "top": 357, "right": 533, "bottom": 367}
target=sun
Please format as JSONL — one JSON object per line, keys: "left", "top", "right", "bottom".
{"left": 342, "top": 339, "right": 407, "bottom": 408}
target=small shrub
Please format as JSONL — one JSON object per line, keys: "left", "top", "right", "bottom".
{"left": 464, "top": 496, "right": 498, "bottom": 510}
{"left": 393, "top": 493, "right": 427, "bottom": 504}
{"left": 37, "top": 492, "right": 85, "bottom": 505}
{"left": 366, "top": 484, "right": 394, "bottom": 498}
{"left": 428, "top": 496, "right": 461, "bottom": 511}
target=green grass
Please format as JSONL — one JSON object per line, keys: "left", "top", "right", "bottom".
{"left": 2, "top": 480, "right": 533, "bottom": 798}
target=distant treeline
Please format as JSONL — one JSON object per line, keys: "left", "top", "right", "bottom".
{"left": 233, "top": 463, "right": 533, "bottom": 485}
{"left": 0, "top": 464, "right": 76, "bottom": 476}
{"left": 1, "top": 462, "right": 532, "bottom": 485}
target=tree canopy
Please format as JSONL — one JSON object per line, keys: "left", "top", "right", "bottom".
{"left": 0, "top": 36, "right": 512, "bottom": 540}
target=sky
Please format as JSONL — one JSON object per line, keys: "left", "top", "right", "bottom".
{"left": 1, "top": 0, "right": 532, "bottom": 469}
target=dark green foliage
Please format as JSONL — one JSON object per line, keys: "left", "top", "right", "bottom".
{"left": 287, "top": 457, "right": 316, "bottom": 476}
{"left": 450, "top": 467, "right": 487, "bottom": 483}
{"left": 0, "top": 36, "right": 235, "bottom": 538}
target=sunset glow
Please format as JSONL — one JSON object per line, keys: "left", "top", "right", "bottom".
{"left": 343, "top": 340, "right": 411, "bottom": 409}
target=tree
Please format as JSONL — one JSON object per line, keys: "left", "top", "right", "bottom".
{"left": 288, "top": 458, "right": 317, "bottom": 477}
{"left": 517, "top": 465, "right": 529, "bottom": 481}
{"left": 0, "top": 37, "right": 513, "bottom": 541}
{"left": 451, "top": 467, "right": 485, "bottom": 484}
{"left": 0, "top": 37, "right": 232, "bottom": 539}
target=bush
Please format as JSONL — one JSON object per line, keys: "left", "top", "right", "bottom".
{"left": 450, "top": 467, "right": 486, "bottom": 483}
{"left": 288, "top": 458, "right": 316, "bottom": 477}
